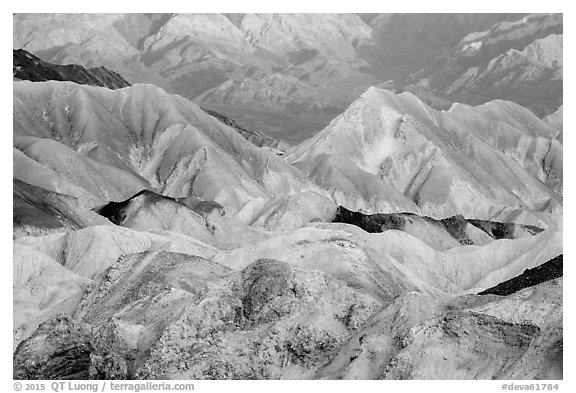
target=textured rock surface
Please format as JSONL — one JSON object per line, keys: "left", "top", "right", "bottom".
{"left": 69, "top": 255, "right": 380, "bottom": 379}
{"left": 288, "top": 87, "right": 562, "bottom": 226}
{"left": 12, "top": 15, "right": 562, "bottom": 380}
{"left": 13, "top": 80, "right": 334, "bottom": 229}
{"left": 13, "top": 178, "right": 111, "bottom": 238}
{"left": 13, "top": 316, "right": 93, "bottom": 380}
{"left": 14, "top": 256, "right": 562, "bottom": 380}
{"left": 333, "top": 206, "right": 543, "bottom": 250}
{"left": 317, "top": 278, "right": 562, "bottom": 379}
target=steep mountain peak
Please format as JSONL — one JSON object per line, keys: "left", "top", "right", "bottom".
{"left": 288, "top": 86, "right": 561, "bottom": 225}
{"left": 289, "top": 87, "right": 438, "bottom": 166}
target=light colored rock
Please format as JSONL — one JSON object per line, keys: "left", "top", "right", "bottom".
{"left": 288, "top": 87, "right": 562, "bottom": 225}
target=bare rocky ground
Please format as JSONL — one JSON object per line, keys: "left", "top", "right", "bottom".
{"left": 14, "top": 253, "right": 562, "bottom": 379}
{"left": 13, "top": 188, "right": 563, "bottom": 379}
{"left": 12, "top": 28, "right": 562, "bottom": 379}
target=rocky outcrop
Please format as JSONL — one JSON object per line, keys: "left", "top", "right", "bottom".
{"left": 63, "top": 254, "right": 380, "bottom": 379}
{"left": 382, "top": 311, "right": 542, "bottom": 379}
{"left": 13, "top": 316, "right": 93, "bottom": 380}
{"left": 317, "top": 278, "right": 562, "bottom": 379}
{"left": 13, "top": 49, "right": 131, "bottom": 89}
{"left": 479, "top": 255, "right": 563, "bottom": 296}
{"left": 333, "top": 206, "right": 543, "bottom": 249}
{"left": 13, "top": 253, "right": 562, "bottom": 379}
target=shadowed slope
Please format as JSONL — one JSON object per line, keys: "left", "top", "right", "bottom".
{"left": 479, "top": 255, "right": 562, "bottom": 296}
{"left": 332, "top": 206, "right": 543, "bottom": 250}
{"left": 13, "top": 179, "right": 111, "bottom": 237}
{"left": 13, "top": 49, "right": 131, "bottom": 89}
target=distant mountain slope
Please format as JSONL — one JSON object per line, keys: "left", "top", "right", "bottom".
{"left": 400, "top": 14, "right": 562, "bottom": 117}
{"left": 12, "top": 13, "right": 374, "bottom": 142}
{"left": 358, "top": 13, "right": 525, "bottom": 81}
{"left": 14, "top": 48, "right": 285, "bottom": 151}
{"left": 13, "top": 49, "right": 131, "bottom": 89}
{"left": 13, "top": 13, "right": 561, "bottom": 143}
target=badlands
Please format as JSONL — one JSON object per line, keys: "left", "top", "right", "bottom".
{"left": 13, "top": 13, "right": 562, "bottom": 380}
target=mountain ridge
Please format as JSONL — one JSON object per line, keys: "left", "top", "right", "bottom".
{"left": 288, "top": 86, "right": 562, "bottom": 227}
{"left": 12, "top": 14, "right": 563, "bottom": 380}
{"left": 14, "top": 13, "right": 562, "bottom": 143}
{"left": 13, "top": 49, "right": 131, "bottom": 89}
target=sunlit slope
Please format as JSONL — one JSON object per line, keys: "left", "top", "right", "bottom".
{"left": 288, "top": 87, "right": 562, "bottom": 226}
{"left": 13, "top": 81, "right": 333, "bottom": 225}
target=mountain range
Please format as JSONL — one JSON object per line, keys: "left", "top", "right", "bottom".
{"left": 13, "top": 13, "right": 562, "bottom": 143}
{"left": 12, "top": 13, "right": 562, "bottom": 381}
